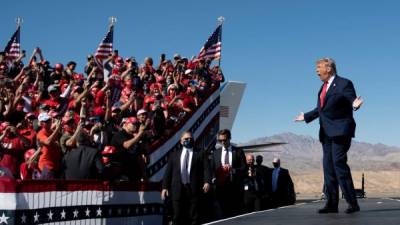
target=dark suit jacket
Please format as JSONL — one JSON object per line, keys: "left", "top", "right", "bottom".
{"left": 63, "top": 145, "right": 104, "bottom": 180}
{"left": 273, "top": 167, "right": 295, "bottom": 205}
{"left": 304, "top": 75, "right": 357, "bottom": 140}
{"left": 162, "top": 148, "right": 210, "bottom": 201}
{"left": 255, "top": 165, "right": 273, "bottom": 194}
{"left": 211, "top": 145, "right": 246, "bottom": 185}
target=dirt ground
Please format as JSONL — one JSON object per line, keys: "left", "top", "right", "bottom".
{"left": 292, "top": 170, "right": 400, "bottom": 199}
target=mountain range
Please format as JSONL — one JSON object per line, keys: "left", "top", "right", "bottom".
{"left": 244, "top": 132, "right": 400, "bottom": 171}
{"left": 243, "top": 133, "right": 400, "bottom": 197}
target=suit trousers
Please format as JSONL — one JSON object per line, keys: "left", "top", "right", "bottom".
{"left": 172, "top": 184, "right": 199, "bottom": 225}
{"left": 216, "top": 182, "right": 243, "bottom": 218}
{"left": 322, "top": 135, "right": 358, "bottom": 208}
{"left": 243, "top": 191, "right": 262, "bottom": 213}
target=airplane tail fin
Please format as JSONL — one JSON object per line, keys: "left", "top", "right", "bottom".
{"left": 219, "top": 81, "right": 246, "bottom": 131}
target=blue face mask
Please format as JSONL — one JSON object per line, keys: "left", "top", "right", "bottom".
{"left": 183, "top": 139, "right": 194, "bottom": 148}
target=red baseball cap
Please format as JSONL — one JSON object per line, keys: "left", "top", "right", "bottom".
{"left": 102, "top": 146, "right": 119, "bottom": 156}
{"left": 123, "top": 117, "right": 138, "bottom": 125}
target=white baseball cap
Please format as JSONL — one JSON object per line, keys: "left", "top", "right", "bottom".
{"left": 38, "top": 112, "right": 50, "bottom": 122}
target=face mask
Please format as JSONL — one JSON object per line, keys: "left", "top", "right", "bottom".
{"left": 183, "top": 139, "right": 193, "bottom": 148}
{"left": 273, "top": 163, "right": 280, "bottom": 168}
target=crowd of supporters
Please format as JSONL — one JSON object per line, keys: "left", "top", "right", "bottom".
{"left": 0, "top": 48, "right": 224, "bottom": 181}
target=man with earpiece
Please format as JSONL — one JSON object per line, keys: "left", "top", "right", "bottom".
{"left": 161, "top": 131, "right": 210, "bottom": 225}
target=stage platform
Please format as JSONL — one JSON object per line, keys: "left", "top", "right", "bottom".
{"left": 205, "top": 198, "right": 400, "bottom": 225}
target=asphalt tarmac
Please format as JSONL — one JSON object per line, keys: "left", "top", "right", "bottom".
{"left": 205, "top": 198, "right": 400, "bottom": 225}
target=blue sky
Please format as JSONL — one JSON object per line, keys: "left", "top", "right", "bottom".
{"left": 1, "top": 0, "right": 400, "bottom": 146}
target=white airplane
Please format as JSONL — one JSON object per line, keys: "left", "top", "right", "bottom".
{"left": 219, "top": 81, "right": 285, "bottom": 153}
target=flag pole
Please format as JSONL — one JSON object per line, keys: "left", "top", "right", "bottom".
{"left": 15, "top": 17, "right": 22, "bottom": 55}
{"left": 109, "top": 16, "right": 116, "bottom": 55}
{"left": 217, "top": 16, "right": 224, "bottom": 67}
{"left": 15, "top": 17, "right": 23, "bottom": 28}
{"left": 109, "top": 16, "right": 117, "bottom": 27}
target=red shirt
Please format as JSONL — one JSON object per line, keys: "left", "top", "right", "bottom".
{"left": 20, "top": 162, "right": 40, "bottom": 180}
{"left": 42, "top": 98, "right": 60, "bottom": 110}
{"left": 67, "top": 99, "right": 80, "bottom": 112}
{"left": 94, "top": 90, "right": 105, "bottom": 107}
{"left": 37, "top": 128, "right": 62, "bottom": 172}
{"left": 182, "top": 95, "right": 196, "bottom": 110}
{"left": 18, "top": 127, "right": 37, "bottom": 148}
{"left": 0, "top": 136, "right": 26, "bottom": 177}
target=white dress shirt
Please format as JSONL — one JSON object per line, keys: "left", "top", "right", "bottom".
{"left": 221, "top": 146, "right": 232, "bottom": 166}
{"left": 180, "top": 147, "right": 193, "bottom": 184}
{"left": 326, "top": 75, "right": 336, "bottom": 91}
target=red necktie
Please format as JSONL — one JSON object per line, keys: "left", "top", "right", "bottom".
{"left": 320, "top": 81, "right": 328, "bottom": 108}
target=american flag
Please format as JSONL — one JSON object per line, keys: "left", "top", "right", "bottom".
{"left": 197, "top": 24, "right": 222, "bottom": 61}
{"left": 3, "top": 26, "right": 21, "bottom": 62}
{"left": 0, "top": 178, "right": 164, "bottom": 225}
{"left": 94, "top": 25, "right": 114, "bottom": 61}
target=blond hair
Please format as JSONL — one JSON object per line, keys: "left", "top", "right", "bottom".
{"left": 316, "top": 57, "right": 337, "bottom": 74}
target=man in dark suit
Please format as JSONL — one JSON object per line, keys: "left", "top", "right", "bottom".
{"left": 295, "top": 58, "right": 363, "bottom": 214}
{"left": 211, "top": 129, "right": 246, "bottom": 218}
{"left": 254, "top": 155, "right": 273, "bottom": 209}
{"left": 161, "top": 131, "right": 210, "bottom": 225}
{"left": 270, "top": 158, "right": 295, "bottom": 207}
{"left": 63, "top": 130, "right": 104, "bottom": 180}
{"left": 243, "top": 154, "right": 270, "bottom": 213}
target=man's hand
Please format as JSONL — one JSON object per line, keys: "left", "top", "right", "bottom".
{"left": 294, "top": 112, "right": 305, "bottom": 122}
{"left": 55, "top": 119, "right": 62, "bottom": 129}
{"left": 3, "top": 126, "right": 11, "bottom": 134}
{"left": 106, "top": 90, "right": 111, "bottom": 98}
{"left": 129, "top": 91, "right": 136, "bottom": 102}
{"left": 138, "top": 124, "right": 146, "bottom": 134}
{"left": 141, "top": 154, "right": 149, "bottom": 164}
{"left": 8, "top": 126, "right": 16, "bottom": 134}
{"left": 222, "top": 164, "right": 231, "bottom": 171}
{"left": 353, "top": 96, "right": 363, "bottom": 111}
{"left": 161, "top": 189, "right": 169, "bottom": 200}
{"left": 203, "top": 183, "right": 210, "bottom": 193}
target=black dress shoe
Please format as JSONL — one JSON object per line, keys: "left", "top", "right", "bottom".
{"left": 318, "top": 207, "right": 338, "bottom": 214}
{"left": 345, "top": 205, "right": 360, "bottom": 214}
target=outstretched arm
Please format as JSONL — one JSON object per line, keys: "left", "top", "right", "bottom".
{"left": 304, "top": 107, "right": 319, "bottom": 123}
{"left": 295, "top": 107, "right": 319, "bottom": 123}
